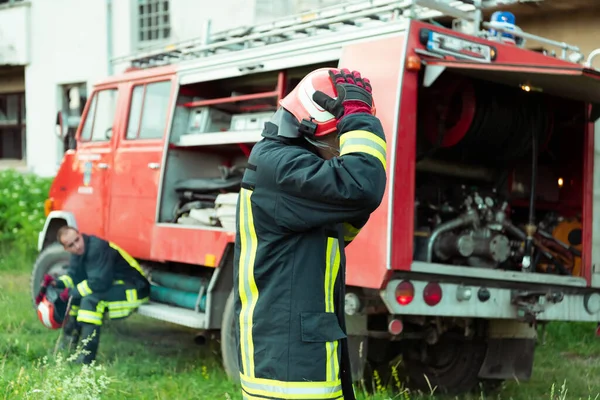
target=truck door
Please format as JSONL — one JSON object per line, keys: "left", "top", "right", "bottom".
{"left": 107, "top": 78, "right": 175, "bottom": 260}
{"left": 72, "top": 86, "right": 120, "bottom": 239}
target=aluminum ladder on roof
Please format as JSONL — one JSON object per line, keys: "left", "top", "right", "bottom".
{"left": 112, "top": 0, "right": 483, "bottom": 69}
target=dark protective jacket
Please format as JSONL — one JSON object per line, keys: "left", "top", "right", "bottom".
{"left": 233, "top": 109, "right": 387, "bottom": 400}
{"left": 55, "top": 234, "right": 149, "bottom": 300}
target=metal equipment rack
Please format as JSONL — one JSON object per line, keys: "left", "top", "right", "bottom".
{"left": 114, "top": 0, "right": 568, "bottom": 69}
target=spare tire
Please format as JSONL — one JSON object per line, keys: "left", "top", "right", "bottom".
{"left": 30, "top": 243, "right": 70, "bottom": 308}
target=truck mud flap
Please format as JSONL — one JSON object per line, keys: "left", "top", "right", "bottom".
{"left": 478, "top": 338, "right": 536, "bottom": 381}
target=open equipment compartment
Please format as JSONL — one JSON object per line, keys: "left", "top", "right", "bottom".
{"left": 413, "top": 63, "right": 591, "bottom": 279}
{"left": 157, "top": 62, "right": 338, "bottom": 231}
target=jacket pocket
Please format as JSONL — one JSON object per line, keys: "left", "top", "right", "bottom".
{"left": 300, "top": 312, "right": 347, "bottom": 343}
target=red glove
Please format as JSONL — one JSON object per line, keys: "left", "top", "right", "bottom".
{"left": 41, "top": 274, "right": 54, "bottom": 288}
{"left": 35, "top": 292, "right": 45, "bottom": 305}
{"left": 59, "top": 288, "right": 70, "bottom": 302}
{"left": 312, "top": 68, "right": 373, "bottom": 120}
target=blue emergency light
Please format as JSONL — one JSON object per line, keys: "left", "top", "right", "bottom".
{"left": 488, "top": 11, "right": 517, "bottom": 44}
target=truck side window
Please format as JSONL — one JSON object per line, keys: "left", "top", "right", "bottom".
{"left": 126, "top": 80, "right": 172, "bottom": 140}
{"left": 79, "top": 89, "right": 118, "bottom": 142}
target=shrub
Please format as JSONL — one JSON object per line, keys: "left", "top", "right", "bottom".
{"left": 0, "top": 169, "right": 53, "bottom": 268}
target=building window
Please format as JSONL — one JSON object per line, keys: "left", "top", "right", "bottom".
{"left": 0, "top": 0, "right": 25, "bottom": 5}
{"left": 138, "top": 0, "right": 170, "bottom": 43}
{"left": 0, "top": 92, "right": 25, "bottom": 160}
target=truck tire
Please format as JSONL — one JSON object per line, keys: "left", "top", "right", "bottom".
{"left": 401, "top": 333, "right": 496, "bottom": 395}
{"left": 30, "top": 243, "right": 70, "bottom": 309}
{"left": 221, "top": 290, "right": 240, "bottom": 384}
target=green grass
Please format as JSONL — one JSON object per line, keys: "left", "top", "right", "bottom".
{"left": 2, "top": 247, "right": 600, "bottom": 399}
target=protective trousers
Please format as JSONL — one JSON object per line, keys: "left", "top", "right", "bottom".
{"left": 66, "top": 281, "right": 149, "bottom": 364}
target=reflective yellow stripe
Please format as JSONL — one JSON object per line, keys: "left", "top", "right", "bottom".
{"left": 109, "top": 242, "right": 146, "bottom": 278}
{"left": 238, "top": 187, "right": 259, "bottom": 377}
{"left": 76, "top": 280, "right": 93, "bottom": 296}
{"left": 126, "top": 289, "right": 138, "bottom": 303}
{"left": 324, "top": 237, "right": 341, "bottom": 383}
{"left": 58, "top": 275, "right": 74, "bottom": 288}
{"left": 339, "top": 130, "right": 387, "bottom": 171}
{"left": 341, "top": 222, "right": 361, "bottom": 243}
{"left": 241, "top": 373, "right": 343, "bottom": 399}
{"left": 101, "top": 296, "right": 149, "bottom": 319}
{"left": 76, "top": 309, "right": 103, "bottom": 326}
{"left": 113, "top": 279, "right": 125, "bottom": 285}
{"left": 243, "top": 394, "right": 343, "bottom": 400}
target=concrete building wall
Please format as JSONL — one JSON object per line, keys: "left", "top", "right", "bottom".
{"left": 518, "top": 8, "right": 600, "bottom": 67}
{"left": 0, "top": 1, "right": 30, "bottom": 65}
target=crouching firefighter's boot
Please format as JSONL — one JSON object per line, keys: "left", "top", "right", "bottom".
{"left": 75, "top": 323, "right": 101, "bottom": 365}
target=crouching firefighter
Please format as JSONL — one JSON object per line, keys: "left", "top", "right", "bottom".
{"left": 233, "top": 68, "right": 387, "bottom": 400}
{"left": 36, "top": 226, "right": 150, "bottom": 364}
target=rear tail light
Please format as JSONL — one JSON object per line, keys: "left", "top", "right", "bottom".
{"left": 423, "top": 282, "right": 443, "bottom": 306}
{"left": 388, "top": 318, "right": 404, "bottom": 335}
{"left": 395, "top": 280, "right": 414, "bottom": 305}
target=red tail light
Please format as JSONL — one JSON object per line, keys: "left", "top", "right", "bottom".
{"left": 395, "top": 281, "right": 414, "bottom": 306}
{"left": 423, "top": 282, "right": 443, "bottom": 306}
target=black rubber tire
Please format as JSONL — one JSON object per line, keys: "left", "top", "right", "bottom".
{"left": 401, "top": 334, "right": 494, "bottom": 396}
{"left": 220, "top": 290, "right": 240, "bottom": 384}
{"left": 30, "top": 243, "right": 70, "bottom": 309}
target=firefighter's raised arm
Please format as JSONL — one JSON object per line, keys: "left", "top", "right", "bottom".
{"left": 269, "top": 68, "right": 387, "bottom": 232}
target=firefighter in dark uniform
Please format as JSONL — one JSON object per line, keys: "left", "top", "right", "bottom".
{"left": 233, "top": 68, "right": 387, "bottom": 400}
{"left": 47, "top": 226, "right": 150, "bottom": 364}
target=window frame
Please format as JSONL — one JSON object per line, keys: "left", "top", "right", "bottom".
{"left": 78, "top": 87, "right": 119, "bottom": 144}
{"left": 124, "top": 80, "right": 173, "bottom": 141}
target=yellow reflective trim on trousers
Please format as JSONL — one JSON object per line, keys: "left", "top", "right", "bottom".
{"left": 242, "top": 394, "right": 342, "bottom": 400}
{"left": 76, "top": 310, "right": 103, "bottom": 326}
{"left": 77, "top": 280, "right": 93, "bottom": 296}
{"left": 126, "top": 289, "right": 138, "bottom": 303}
{"left": 58, "top": 275, "right": 74, "bottom": 288}
{"left": 241, "top": 374, "right": 342, "bottom": 399}
{"left": 324, "top": 237, "right": 341, "bottom": 383}
{"left": 342, "top": 222, "right": 361, "bottom": 242}
{"left": 238, "top": 187, "right": 259, "bottom": 377}
{"left": 340, "top": 130, "right": 387, "bottom": 171}
{"left": 109, "top": 242, "right": 146, "bottom": 278}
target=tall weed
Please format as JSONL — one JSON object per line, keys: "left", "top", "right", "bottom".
{"left": 1, "top": 335, "right": 112, "bottom": 400}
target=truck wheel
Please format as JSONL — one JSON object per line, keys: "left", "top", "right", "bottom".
{"left": 401, "top": 333, "right": 494, "bottom": 395}
{"left": 221, "top": 290, "right": 240, "bottom": 384}
{"left": 30, "top": 243, "right": 70, "bottom": 309}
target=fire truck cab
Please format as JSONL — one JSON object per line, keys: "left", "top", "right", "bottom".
{"left": 32, "top": 0, "right": 600, "bottom": 394}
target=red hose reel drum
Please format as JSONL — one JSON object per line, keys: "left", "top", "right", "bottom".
{"left": 422, "top": 76, "right": 476, "bottom": 148}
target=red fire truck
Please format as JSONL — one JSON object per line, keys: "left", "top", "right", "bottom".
{"left": 31, "top": 0, "right": 600, "bottom": 394}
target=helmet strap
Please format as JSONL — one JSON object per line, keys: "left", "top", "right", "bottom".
{"left": 299, "top": 118, "right": 318, "bottom": 137}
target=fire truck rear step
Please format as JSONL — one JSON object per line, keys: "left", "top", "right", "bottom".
{"left": 137, "top": 303, "right": 207, "bottom": 329}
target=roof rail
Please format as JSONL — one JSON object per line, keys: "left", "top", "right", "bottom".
{"left": 112, "top": 0, "right": 584, "bottom": 69}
